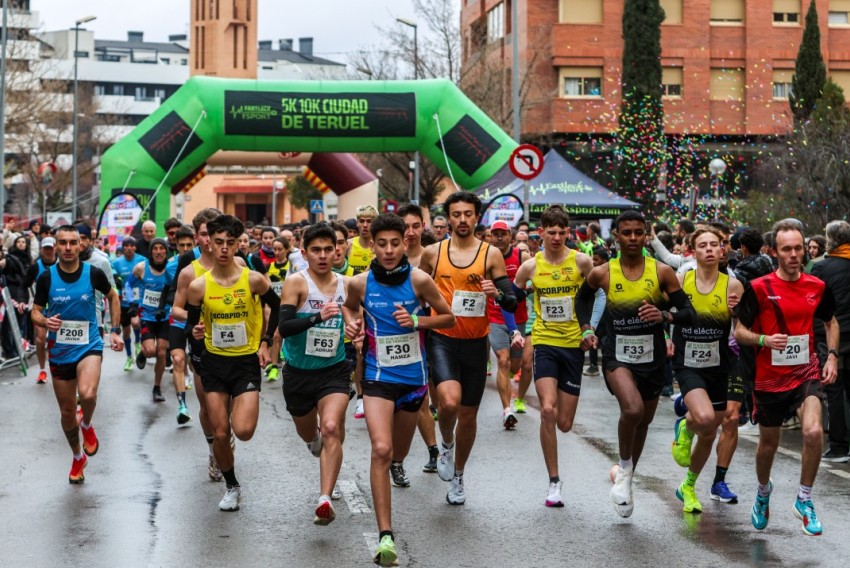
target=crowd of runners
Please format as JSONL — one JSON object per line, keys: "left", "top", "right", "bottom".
{"left": 4, "top": 191, "right": 849, "bottom": 565}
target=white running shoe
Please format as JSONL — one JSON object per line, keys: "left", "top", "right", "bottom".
{"left": 307, "top": 430, "right": 322, "bottom": 458}
{"left": 446, "top": 475, "right": 465, "bottom": 505}
{"left": 219, "top": 486, "right": 241, "bottom": 511}
{"left": 331, "top": 485, "right": 342, "bottom": 500}
{"left": 436, "top": 444, "right": 455, "bottom": 482}
{"left": 545, "top": 480, "right": 564, "bottom": 508}
{"left": 354, "top": 398, "right": 365, "bottom": 419}
{"left": 502, "top": 408, "right": 517, "bottom": 430}
{"left": 610, "top": 465, "right": 634, "bottom": 518}
{"left": 314, "top": 496, "right": 336, "bottom": 525}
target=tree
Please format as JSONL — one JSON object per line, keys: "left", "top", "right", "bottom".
{"left": 616, "top": 0, "right": 667, "bottom": 210}
{"left": 286, "top": 175, "right": 322, "bottom": 209}
{"left": 790, "top": 0, "right": 827, "bottom": 123}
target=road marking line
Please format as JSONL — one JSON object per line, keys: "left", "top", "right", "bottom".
{"left": 739, "top": 432, "right": 850, "bottom": 479}
{"left": 364, "top": 532, "right": 379, "bottom": 562}
{"left": 338, "top": 479, "right": 371, "bottom": 514}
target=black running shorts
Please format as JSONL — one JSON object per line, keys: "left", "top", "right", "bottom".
{"left": 281, "top": 360, "right": 351, "bottom": 417}
{"left": 753, "top": 380, "right": 823, "bottom": 427}
{"left": 675, "top": 368, "right": 728, "bottom": 412}
{"left": 200, "top": 352, "right": 261, "bottom": 397}
{"left": 428, "top": 333, "right": 489, "bottom": 407}
{"left": 362, "top": 381, "right": 428, "bottom": 413}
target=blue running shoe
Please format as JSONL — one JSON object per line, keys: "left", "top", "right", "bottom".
{"left": 674, "top": 394, "right": 688, "bottom": 418}
{"left": 751, "top": 480, "right": 772, "bottom": 530}
{"left": 793, "top": 499, "right": 823, "bottom": 536}
{"left": 710, "top": 481, "right": 738, "bottom": 504}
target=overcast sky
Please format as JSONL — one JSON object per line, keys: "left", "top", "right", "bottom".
{"left": 31, "top": 0, "right": 416, "bottom": 63}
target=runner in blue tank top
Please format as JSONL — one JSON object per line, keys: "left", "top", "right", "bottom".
{"left": 131, "top": 238, "right": 171, "bottom": 402}
{"left": 343, "top": 214, "right": 455, "bottom": 567}
{"left": 31, "top": 225, "right": 124, "bottom": 484}
{"left": 111, "top": 237, "right": 142, "bottom": 371}
{"left": 26, "top": 237, "right": 57, "bottom": 384}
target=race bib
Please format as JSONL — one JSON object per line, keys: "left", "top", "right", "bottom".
{"left": 615, "top": 334, "right": 653, "bottom": 364}
{"left": 540, "top": 296, "right": 573, "bottom": 322}
{"left": 306, "top": 327, "right": 340, "bottom": 358}
{"left": 142, "top": 289, "right": 161, "bottom": 308}
{"left": 271, "top": 281, "right": 284, "bottom": 296}
{"left": 684, "top": 341, "right": 720, "bottom": 368}
{"left": 57, "top": 320, "right": 88, "bottom": 345}
{"left": 771, "top": 334, "right": 809, "bottom": 366}
{"left": 132, "top": 288, "right": 140, "bottom": 301}
{"left": 452, "top": 290, "right": 486, "bottom": 317}
{"left": 377, "top": 332, "right": 422, "bottom": 367}
{"left": 212, "top": 321, "right": 248, "bottom": 349}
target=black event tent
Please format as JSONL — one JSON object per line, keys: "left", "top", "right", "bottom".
{"left": 474, "top": 149, "right": 639, "bottom": 219}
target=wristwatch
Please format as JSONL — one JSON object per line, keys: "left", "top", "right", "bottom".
{"left": 828, "top": 348, "right": 840, "bottom": 359}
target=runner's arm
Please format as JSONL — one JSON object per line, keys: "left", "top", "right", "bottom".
{"left": 251, "top": 272, "right": 280, "bottom": 343}
{"left": 277, "top": 275, "right": 321, "bottom": 337}
{"left": 412, "top": 269, "right": 455, "bottom": 330}
{"left": 659, "top": 263, "right": 696, "bottom": 325}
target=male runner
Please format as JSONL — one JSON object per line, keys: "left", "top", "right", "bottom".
{"left": 419, "top": 191, "right": 517, "bottom": 505}
{"left": 576, "top": 210, "right": 695, "bottom": 517}
{"left": 734, "top": 219, "right": 838, "bottom": 536}
{"left": 488, "top": 220, "right": 530, "bottom": 429}
{"left": 669, "top": 227, "right": 744, "bottom": 513}
{"left": 132, "top": 238, "right": 170, "bottom": 402}
{"left": 111, "top": 237, "right": 142, "bottom": 371}
{"left": 31, "top": 225, "right": 123, "bottom": 483}
{"left": 185, "top": 215, "right": 278, "bottom": 511}
{"left": 264, "top": 236, "right": 292, "bottom": 382}
{"left": 279, "top": 222, "right": 351, "bottom": 525}
{"left": 163, "top": 226, "right": 196, "bottom": 424}
{"left": 514, "top": 205, "right": 593, "bottom": 507}
{"left": 349, "top": 205, "right": 378, "bottom": 419}
{"left": 342, "top": 214, "right": 455, "bottom": 567}
{"left": 25, "top": 236, "right": 57, "bottom": 383}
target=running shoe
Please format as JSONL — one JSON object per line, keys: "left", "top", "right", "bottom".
{"left": 314, "top": 497, "right": 336, "bottom": 525}
{"left": 673, "top": 394, "right": 688, "bottom": 418}
{"left": 430, "top": 404, "right": 438, "bottom": 421}
{"left": 123, "top": 356, "right": 134, "bottom": 372}
{"left": 793, "top": 499, "right": 823, "bottom": 536}
{"left": 36, "top": 370, "right": 47, "bottom": 384}
{"left": 135, "top": 350, "right": 146, "bottom": 370}
{"left": 135, "top": 342, "right": 141, "bottom": 356}
{"left": 219, "top": 485, "right": 241, "bottom": 511}
{"left": 610, "top": 464, "right": 634, "bottom": 518}
{"left": 661, "top": 385, "right": 674, "bottom": 398}
{"left": 354, "top": 398, "right": 365, "bottom": 419}
{"left": 782, "top": 416, "right": 801, "bottom": 430}
{"left": 502, "top": 408, "right": 517, "bottom": 430}
{"left": 672, "top": 417, "right": 694, "bottom": 468}
{"left": 185, "top": 374, "right": 194, "bottom": 390}
{"left": 710, "top": 481, "right": 738, "bottom": 503}
{"left": 545, "top": 480, "right": 564, "bottom": 508}
{"left": 373, "top": 535, "right": 399, "bottom": 567}
{"left": 436, "top": 444, "right": 455, "bottom": 482}
{"left": 583, "top": 364, "right": 600, "bottom": 376}
{"left": 81, "top": 424, "right": 99, "bottom": 456}
{"left": 676, "top": 481, "right": 703, "bottom": 513}
{"left": 423, "top": 446, "right": 439, "bottom": 473}
{"left": 152, "top": 386, "right": 166, "bottom": 403}
{"left": 265, "top": 364, "right": 279, "bottom": 382}
{"left": 390, "top": 462, "right": 410, "bottom": 488}
{"left": 821, "top": 449, "right": 850, "bottom": 463}
{"left": 69, "top": 454, "right": 87, "bottom": 484}
{"left": 446, "top": 475, "right": 465, "bottom": 505}
{"left": 208, "top": 454, "right": 223, "bottom": 482}
{"left": 307, "top": 430, "right": 323, "bottom": 458}
{"left": 331, "top": 485, "right": 342, "bottom": 500}
{"left": 513, "top": 397, "right": 527, "bottom": 414}
{"left": 177, "top": 402, "right": 192, "bottom": 425}
{"left": 751, "top": 479, "right": 773, "bottom": 530}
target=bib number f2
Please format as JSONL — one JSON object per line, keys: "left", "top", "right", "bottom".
{"left": 615, "top": 335, "right": 653, "bottom": 364}
{"left": 771, "top": 334, "right": 809, "bottom": 366}
{"left": 452, "top": 290, "right": 486, "bottom": 317}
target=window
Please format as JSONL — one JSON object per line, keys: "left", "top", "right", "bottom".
{"left": 773, "top": 0, "right": 800, "bottom": 22}
{"left": 94, "top": 84, "right": 106, "bottom": 96}
{"left": 487, "top": 3, "right": 505, "bottom": 42}
{"left": 559, "top": 67, "right": 603, "bottom": 97}
{"left": 662, "top": 67, "right": 683, "bottom": 97}
{"left": 710, "top": 68, "right": 745, "bottom": 101}
{"left": 710, "top": 0, "right": 745, "bottom": 23}
{"left": 829, "top": 0, "right": 850, "bottom": 24}
{"left": 772, "top": 70, "right": 794, "bottom": 99}
{"left": 559, "top": 0, "right": 602, "bottom": 24}
{"left": 154, "top": 88, "right": 166, "bottom": 100}
{"left": 660, "top": 0, "right": 682, "bottom": 24}
{"left": 111, "top": 84, "right": 124, "bottom": 96}
{"left": 831, "top": 71, "right": 850, "bottom": 99}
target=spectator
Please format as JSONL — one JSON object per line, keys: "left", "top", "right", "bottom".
{"left": 164, "top": 218, "right": 183, "bottom": 258}
{"left": 136, "top": 220, "right": 157, "bottom": 258}
{"left": 431, "top": 216, "right": 449, "bottom": 241}
{"left": 805, "top": 234, "right": 827, "bottom": 273}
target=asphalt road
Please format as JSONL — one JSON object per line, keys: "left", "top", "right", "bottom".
{"left": 2, "top": 349, "right": 849, "bottom": 567}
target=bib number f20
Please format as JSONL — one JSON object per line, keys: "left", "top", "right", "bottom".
{"left": 771, "top": 335, "right": 809, "bottom": 367}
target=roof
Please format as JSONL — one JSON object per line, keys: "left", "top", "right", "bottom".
{"left": 257, "top": 48, "right": 343, "bottom": 67}
{"left": 95, "top": 40, "right": 189, "bottom": 54}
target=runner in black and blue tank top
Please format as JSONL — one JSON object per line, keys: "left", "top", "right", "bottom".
{"left": 342, "top": 214, "right": 455, "bottom": 568}
{"left": 26, "top": 237, "right": 57, "bottom": 384}
{"left": 31, "top": 225, "right": 124, "bottom": 484}
{"left": 131, "top": 238, "right": 171, "bottom": 402}
{"left": 575, "top": 210, "right": 696, "bottom": 519}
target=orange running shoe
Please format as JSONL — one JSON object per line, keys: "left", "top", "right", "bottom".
{"left": 82, "top": 424, "right": 99, "bottom": 456}
{"left": 69, "top": 454, "right": 87, "bottom": 484}
{"left": 36, "top": 370, "right": 47, "bottom": 384}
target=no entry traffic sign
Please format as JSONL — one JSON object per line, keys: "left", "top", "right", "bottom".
{"left": 509, "top": 144, "right": 544, "bottom": 180}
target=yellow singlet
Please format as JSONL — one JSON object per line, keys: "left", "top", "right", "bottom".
{"left": 348, "top": 237, "right": 374, "bottom": 275}
{"left": 202, "top": 268, "right": 263, "bottom": 357}
{"left": 531, "top": 250, "right": 584, "bottom": 348}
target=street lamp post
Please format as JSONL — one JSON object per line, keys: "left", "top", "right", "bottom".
{"left": 72, "top": 15, "right": 96, "bottom": 222}
{"left": 397, "top": 17, "right": 419, "bottom": 205}
{"left": 708, "top": 158, "right": 727, "bottom": 221}
{"left": 0, "top": 0, "right": 10, "bottom": 221}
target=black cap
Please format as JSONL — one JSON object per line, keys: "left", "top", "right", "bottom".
{"left": 122, "top": 237, "right": 137, "bottom": 248}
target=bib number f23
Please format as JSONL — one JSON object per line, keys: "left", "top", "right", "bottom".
{"left": 212, "top": 322, "right": 248, "bottom": 349}
{"left": 771, "top": 334, "right": 809, "bottom": 366}
{"left": 376, "top": 333, "right": 422, "bottom": 367}
{"left": 452, "top": 290, "right": 486, "bottom": 317}
{"left": 540, "top": 296, "right": 573, "bottom": 322}
{"left": 615, "top": 334, "right": 653, "bottom": 364}
{"left": 57, "top": 320, "right": 88, "bottom": 345}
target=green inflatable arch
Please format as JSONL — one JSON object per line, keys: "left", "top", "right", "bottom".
{"left": 99, "top": 76, "right": 518, "bottom": 232}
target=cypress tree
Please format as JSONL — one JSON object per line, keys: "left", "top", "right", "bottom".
{"left": 791, "top": 0, "right": 827, "bottom": 122}
{"left": 617, "top": 0, "right": 667, "bottom": 209}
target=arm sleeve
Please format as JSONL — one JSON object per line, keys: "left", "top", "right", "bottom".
{"left": 184, "top": 304, "right": 202, "bottom": 337}
{"left": 668, "top": 288, "right": 697, "bottom": 325}
{"left": 501, "top": 308, "right": 518, "bottom": 332}
{"left": 575, "top": 281, "right": 597, "bottom": 327}
{"left": 649, "top": 236, "right": 684, "bottom": 269}
{"left": 33, "top": 271, "right": 51, "bottom": 307}
{"left": 494, "top": 275, "right": 518, "bottom": 312}
{"left": 511, "top": 281, "right": 527, "bottom": 303}
{"left": 278, "top": 304, "right": 323, "bottom": 337}
{"left": 259, "top": 288, "right": 281, "bottom": 339}
{"left": 590, "top": 288, "right": 606, "bottom": 329}
{"left": 90, "top": 267, "right": 113, "bottom": 296}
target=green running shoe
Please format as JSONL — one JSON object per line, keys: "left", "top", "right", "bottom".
{"left": 135, "top": 342, "right": 141, "bottom": 356}
{"left": 676, "top": 481, "right": 703, "bottom": 513}
{"left": 373, "top": 535, "right": 399, "bottom": 567}
{"left": 514, "top": 398, "right": 527, "bottom": 414}
{"left": 672, "top": 417, "right": 694, "bottom": 467}
{"left": 177, "top": 402, "right": 192, "bottom": 425}
{"left": 124, "top": 356, "right": 134, "bottom": 372}
{"left": 266, "top": 365, "right": 279, "bottom": 382}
